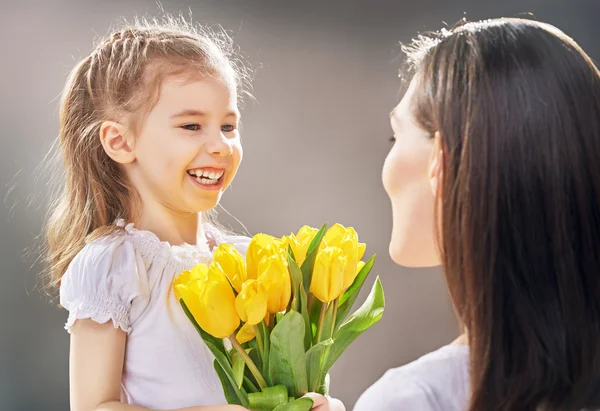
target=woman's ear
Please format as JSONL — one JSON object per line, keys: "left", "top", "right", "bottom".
{"left": 428, "top": 131, "right": 443, "bottom": 196}
{"left": 99, "top": 121, "right": 136, "bottom": 164}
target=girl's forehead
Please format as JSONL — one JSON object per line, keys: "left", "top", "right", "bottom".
{"left": 153, "top": 75, "right": 239, "bottom": 113}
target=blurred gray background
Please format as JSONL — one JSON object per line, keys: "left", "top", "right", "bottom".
{"left": 1, "top": 0, "right": 599, "bottom": 410}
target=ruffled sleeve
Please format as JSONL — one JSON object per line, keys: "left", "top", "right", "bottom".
{"left": 59, "top": 235, "right": 150, "bottom": 334}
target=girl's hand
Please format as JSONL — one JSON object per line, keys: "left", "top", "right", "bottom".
{"left": 303, "top": 393, "right": 345, "bottom": 411}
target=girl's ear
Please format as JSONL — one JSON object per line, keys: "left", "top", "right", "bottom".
{"left": 428, "top": 131, "right": 443, "bottom": 196}
{"left": 99, "top": 121, "right": 136, "bottom": 164}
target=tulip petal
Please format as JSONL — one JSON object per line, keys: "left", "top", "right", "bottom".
{"left": 311, "top": 247, "right": 346, "bottom": 303}
{"left": 236, "top": 322, "right": 256, "bottom": 344}
{"left": 185, "top": 263, "right": 240, "bottom": 338}
{"left": 235, "top": 280, "right": 268, "bottom": 325}
{"left": 323, "top": 224, "right": 347, "bottom": 248}
{"left": 357, "top": 243, "right": 367, "bottom": 261}
{"left": 214, "top": 243, "right": 246, "bottom": 293}
{"left": 258, "top": 254, "right": 291, "bottom": 313}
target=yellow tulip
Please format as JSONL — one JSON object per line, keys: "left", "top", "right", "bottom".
{"left": 358, "top": 242, "right": 366, "bottom": 261}
{"left": 174, "top": 264, "right": 209, "bottom": 303}
{"left": 282, "top": 234, "right": 301, "bottom": 261}
{"left": 257, "top": 253, "right": 292, "bottom": 313}
{"left": 323, "top": 224, "right": 347, "bottom": 247}
{"left": 174, "top": 262, "right": 240, "bottom": 338}
{"left": 323, "top": 224, "right": 366, "bottom": 289}
{"left": 310, "top": 246, "right": 347, "bottom": 303}
{"left": 235, "top": 280, "right": 268, "bottom": 325}
{"left": 213, "top": 243, "right": 246, "bottom": 293}
{"left": 236, "top": 322, "right": 256, "bottom": 344}
{"left": 246, "top": 233, "right": 285, "bottom": 280}
{"left": 283, "top": 225, "right": 318, "bottom": 265}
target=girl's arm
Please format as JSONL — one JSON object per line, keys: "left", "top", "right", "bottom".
{"left": 70, "top": 319, "right": 246, "bottom": 411}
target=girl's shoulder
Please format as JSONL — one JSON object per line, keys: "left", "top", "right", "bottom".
{"left": 59, "top": 226, "right": 149, "bottom": 334}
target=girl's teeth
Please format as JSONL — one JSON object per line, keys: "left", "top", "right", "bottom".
{"left": 196, "top": 176, "right": 218, "bottom": 185}
{"left": 188, "top": 169, "right": 224, "bottom": 180}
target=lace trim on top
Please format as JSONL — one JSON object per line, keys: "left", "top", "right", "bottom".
{"left": 115, "top": 219, "right": 216, "bottom": 273}
{"left": 64, "top": 294, "right": 131, "bottom": 333}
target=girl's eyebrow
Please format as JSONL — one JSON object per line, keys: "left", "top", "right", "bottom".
{"left": 170, "top": 109, "right": 207, "bottom": 119}
{"left": 170, "top": 109, "right": 240, "bottom": 119}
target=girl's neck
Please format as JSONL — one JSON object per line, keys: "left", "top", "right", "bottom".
{"left": 135, "top": 207, "right": 206, "bottom": 247}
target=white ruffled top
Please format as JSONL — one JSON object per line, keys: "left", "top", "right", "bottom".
{"left": 59, "top": 220, "right": 250, "bottom": 409}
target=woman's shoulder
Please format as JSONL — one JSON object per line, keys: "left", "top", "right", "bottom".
{"left": 354, "top": 344, "right": 470, "bottom": 411}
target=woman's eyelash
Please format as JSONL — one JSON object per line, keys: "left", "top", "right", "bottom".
{"left": 221, "top": 124, "right": 236, "bottom": 132}
{"left": 389, "top": 135, "right": 396, "bottom": 143}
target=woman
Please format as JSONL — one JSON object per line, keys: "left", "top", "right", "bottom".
{"left": 355, "top": 18, "right": 600, "bottom": 411}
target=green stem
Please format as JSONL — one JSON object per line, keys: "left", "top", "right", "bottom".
{"left": 330, "top": 298, "right": 339, "bottom": 338}
{"left": 228, "top": 335, "right": 267, "bottom": 389}
{"left": 268, "top": 313, "right": 276, "bottom": 330}
{"left": 307, "top": 292, "right": 314, "bottom": 314}
{"left": 253, "top": 324, "right": 264, "bottom": 360}
{"left": 315, "top": 302, "right": 328, "bottom": 343}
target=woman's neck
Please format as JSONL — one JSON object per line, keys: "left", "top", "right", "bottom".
{"left": 451, "top": 332, "right": 469, "bottom": 346}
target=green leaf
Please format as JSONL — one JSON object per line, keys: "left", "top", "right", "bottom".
{"left": 276, "top": 312, "right": 285, "bottom": 323}
{"left": 272, "top": 397, "right": 314, "bottom": 411}
{"left": 289, "top": 252, "right": 311, "bottom": 350}
{"left": 180, "top": 300, "right": 227, "bottom": 358}
{"left": 324, "top": 276, "right": 385, "bottom": 372}
{"left": 287, "top": 245, "right": 297, "bottom": 262}
{"left": 319, "top": 301, "right": 337, "bottom": 344}
{"left": 247, "top": 341, "right": 262, "bottom": 388}
{"left": 268, "top": 311, "right": 309, "bottom": 397}
{"left": 288, "top": 251, "right": 303, "bottom": 313}
{"left": 299, "top": 286, "right": 312, "bottom": 350}
{"left": 232, "top": 351, "right": 246, "bottom": 389}
{"left": 300, "top": 224, "right": 327, "bottom": 294}
{"left": 335, "top": 255, "right": 376, "bottom": 330}
{"left": 180, "top": 300, "right": 249, "bottom": 407}
{"left": 248, "top": 385, "right": 288, "bottom": 410}
{"left": 305, "top": 338, "right": 333, "bottom": 393}
{"left": 309, "top": 298, "right": 323, "bottom": 338}
{"left": 214, "top": 358, "right": 249, "bottom": 407}
{"left": 258, "top": 321, "right": 271, "bottom": 381}
{"left": 243, "top": 376, "right": 259, "bottom": 393}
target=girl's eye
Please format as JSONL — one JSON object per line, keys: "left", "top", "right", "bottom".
{"left": 389, "top": 135, "right": 396, "bottom": 143}
{"left": 221, "top": 124, "right": 236, "bottom": 132}
{"left": 181, "top": 124, "right": 201, "bottom": 131}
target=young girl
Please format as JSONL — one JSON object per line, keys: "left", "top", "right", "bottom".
{"left": 45, "top": 17, "right": 343, "bottom": 411}
{"left": 355, "top": 18, "right": 600, "bottom": 411}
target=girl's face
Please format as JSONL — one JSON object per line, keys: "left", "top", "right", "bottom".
{"left": 127, "top": 75, "right": 242, "bottom": 218}
{"left": 382, "top": 79, "right": 441, "bottom": 267}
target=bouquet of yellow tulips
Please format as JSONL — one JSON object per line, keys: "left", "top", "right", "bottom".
{"left": 174, "top": 224, "right": 384, "bottom": 411}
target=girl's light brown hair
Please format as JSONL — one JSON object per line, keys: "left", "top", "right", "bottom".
{"left": 43, "top": 16, "right": 250, "bottom": 290}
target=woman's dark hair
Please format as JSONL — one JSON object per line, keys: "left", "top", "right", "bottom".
{"left": 406, "top": 18, "right": 600, "bottom": 411}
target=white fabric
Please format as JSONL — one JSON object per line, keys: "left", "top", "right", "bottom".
{"left": 60, "top": 220, "right": 250, "bottom": 409}
{"left": 354, "top": 345, "right": 470, "bottom": 411}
